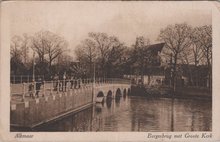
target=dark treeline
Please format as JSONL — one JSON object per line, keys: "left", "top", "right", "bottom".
{"left": 11, "top": 23, "right": 212, "bottom": 88}
{"left": 11, "top": 31, "right": 71, "bottom": 80}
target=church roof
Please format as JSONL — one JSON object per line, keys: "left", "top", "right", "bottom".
{"left": 146, "top": 43, "right": 165, "bottom": 54}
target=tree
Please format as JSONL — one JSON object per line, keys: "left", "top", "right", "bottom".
{"left": 45, "top": 34, "right": 68, "bottom": 70}
{"left": 31, "top": 31, "right": 67, "bottom": 75}
{"left": 190, "top": 25, "right": 212, "bottom": 89}
{"left": 158, "top": 23, "right": 192, "bottom": 91}
{"left": 10, "top": 35, "right": 25, "bottom": 75}
{"left": 20, "top": 33, "right": 31, "bottom": 65}
{"left": 180, "top": 26, "right": 207, "bottom": 86}
{"left": 75, "top": 32, "right": 125, "bottom": 78}
{"left": 105, "top": 43, "right": 126, "bottom": 77}
{"left": 130, "top": 36, "right": 151, "bottom": 84}
{"left": 56, "top": 53, "right": 74, "bottom": 75}
{"left": 190, "top": 32, "right": 205, "bottom": 66}
{"left": 179, "top": 46, "right": 194, "bottom": 86}
{"left": 75, "top": 38, "right": 97, "bottom": 77}
{"left": 10, "top": 35, "right": 23, "bottom": 61}
{"left": 31, "top": 31, "right": 48, "bottom": 63}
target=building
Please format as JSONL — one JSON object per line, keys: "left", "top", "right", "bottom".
{"left": 124, "top": 42, "right": 166, "bottom": 85}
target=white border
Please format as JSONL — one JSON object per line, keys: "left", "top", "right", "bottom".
{"left": 0, "top": 1, "right": 220, "bottom": 142}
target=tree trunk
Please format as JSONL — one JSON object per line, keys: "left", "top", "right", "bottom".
{"left": 148, "top": 74, "right": 151, "bottom": 85}
{"left": 172, "top": 54, "right": 178, "bottom": 93}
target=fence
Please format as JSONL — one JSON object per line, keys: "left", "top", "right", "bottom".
{"left": 10, "top": 75, "right": 44, "bottom": 84}
{"left": 10, "top": 78, "right": 131, "bottom": 101}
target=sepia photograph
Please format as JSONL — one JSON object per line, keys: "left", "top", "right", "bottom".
{"left": 1, "top": 1, "right": 220, "bottom": 141}
{"left": 8, "top": 1, "right": 212, "bottom": 133}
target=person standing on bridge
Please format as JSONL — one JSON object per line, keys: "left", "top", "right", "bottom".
{"left": 28, "top": 81, "right": 34, "bottom": 98}
{"left": 70, "top": 74, "right": 74, "bottom": 89}
{"left": 35, "top": 77, "right": 43, "bottom": 98}
{"left": 78, "top": 77, "right": 81, "bottom": 89}
{"left": 74, "top": 76, "right": 77, "bottom": 89}
{"left": 62, "top": 72, "right": 67, "bottom": 91}
{"left": 53, "top": 74, "right": 59, "bottom": 91}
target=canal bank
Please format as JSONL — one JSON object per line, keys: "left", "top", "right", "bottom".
{"left": 130, "top": 85, "right": 212, "bottom": 100}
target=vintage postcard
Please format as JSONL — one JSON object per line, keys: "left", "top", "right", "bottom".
{"left": 0, "top": 1, "right": 220, "bottom": 142}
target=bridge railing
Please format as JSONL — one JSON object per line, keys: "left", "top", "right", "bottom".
{"left": 10, "top": 78, "right": 131, "bottom": 101}
{"left": 10, "top": 75, "right": 45, "bottom": 84}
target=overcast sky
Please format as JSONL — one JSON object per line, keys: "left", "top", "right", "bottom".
{"left": 8, "top": 1, "right": 212, "bottom": 53}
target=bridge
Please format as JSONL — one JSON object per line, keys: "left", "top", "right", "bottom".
{"left": 10, "top": 78, "right": 131, "bottom": 129}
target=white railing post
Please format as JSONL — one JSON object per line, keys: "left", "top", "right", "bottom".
{"left": 22, "top": 83, "right": 25, "bottom": 101}
{"left": 33, "top": 81, "right": 36, "bottom": 97}
{"left": 50, "top": 80, "right": 53, "bottom": 94}
{"left": 68, "top": 79, "right": 70, "bottom": 91}
{"left": 43, "top": 81, "right": 45, "bottom": 97}
{"left": 57, "top": 80, "right": 59, "bottom": 92}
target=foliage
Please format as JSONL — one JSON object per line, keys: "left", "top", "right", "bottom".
{"left": 10, "top": 31, "right": 68, "bottom": 79}
{"left": 10, "top": 24, "right": 212, "bottom": 88}
{"left": 75, "top": 32, "right": 126, "bottom": 78}
{"left": 158, "top": 23, "right": 212, "bottom": 89}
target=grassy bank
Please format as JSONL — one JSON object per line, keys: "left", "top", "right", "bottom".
{"left": 130, "top": 85, "right": 212, "bottom": 100}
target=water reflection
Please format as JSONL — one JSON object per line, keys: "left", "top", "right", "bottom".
{"left": 115, "top": 97, "right": 121, "bottom": 108}
{"left": 106, "top": 98, "right": 112, "bottom": 109}
{"left": 34, "top": 96, "right": 212, "bottom": 132}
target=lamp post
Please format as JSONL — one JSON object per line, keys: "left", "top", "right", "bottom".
{"left": 92, "top": 61, "right": 96, "bottom": 103}
{"left": 33, "top": 52, "right": 35, "bottom": 81}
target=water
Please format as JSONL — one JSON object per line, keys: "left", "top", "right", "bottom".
{"left": 34, "top": 96, "right": 212, "bottom": 132}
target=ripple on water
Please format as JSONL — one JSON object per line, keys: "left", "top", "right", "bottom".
{"left": 33, "top": 96, "right": 212, "bottom": 132}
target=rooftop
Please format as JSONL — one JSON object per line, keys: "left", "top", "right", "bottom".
{"left": 146, "top": 43, "right": 165, "bottom": 54}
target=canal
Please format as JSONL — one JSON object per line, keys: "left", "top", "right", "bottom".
{"left": 33, "top": 96, "right": 212, "bottom": 132}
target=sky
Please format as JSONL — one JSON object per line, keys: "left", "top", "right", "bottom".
{"left": 8, "top": 1, "right": 212, "bottom": 55}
